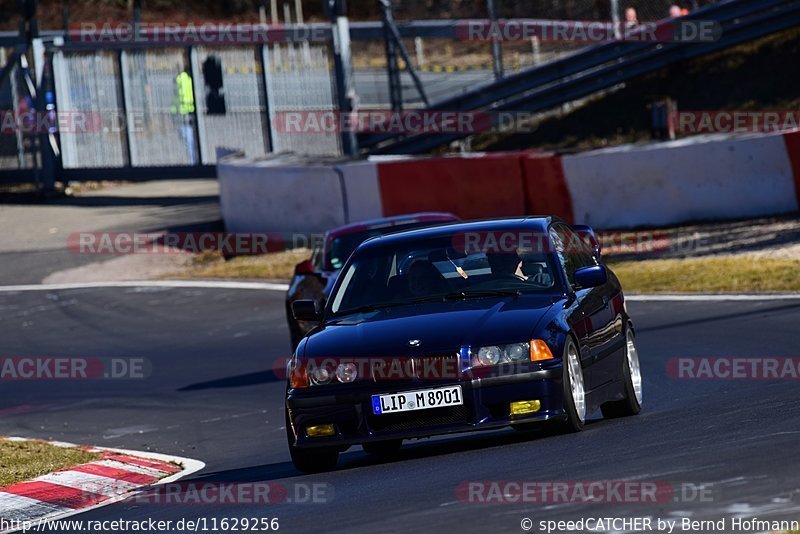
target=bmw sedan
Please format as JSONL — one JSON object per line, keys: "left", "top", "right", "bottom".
{"left": 285, "top": 217, "right": 643, "bottom": 472}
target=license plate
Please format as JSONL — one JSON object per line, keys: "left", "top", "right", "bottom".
{"left": 372, "top": 385, "right": 463, "bottom": 415}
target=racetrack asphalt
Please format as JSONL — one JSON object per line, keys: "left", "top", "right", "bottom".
{"left": 1, "top": 286, "right": 799, "bottom": 533}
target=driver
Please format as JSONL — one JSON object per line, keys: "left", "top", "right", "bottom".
{"left": 486, "top": 252, "right": 524, "bottom": 280}
{"left": 407, "top": 261, "right": 446, "bottom": 297}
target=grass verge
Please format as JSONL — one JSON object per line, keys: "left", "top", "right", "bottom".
{"left": 0, "top": 440, "right": 101, "bottom": 488}
{"left": 165, "top": 248, "right": 311, "bottom": 281}
{"left": 608, "top": 257, "right": 800, "bottom": 294}
{"left": 169, "top": 248, "right": 800, "bottom": 294}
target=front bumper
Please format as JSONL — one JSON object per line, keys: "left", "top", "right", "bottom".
{"left": 286, "top": 367, "right": 567, "bottom": 448}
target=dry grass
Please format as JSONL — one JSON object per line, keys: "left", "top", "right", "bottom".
{"left": 167, "top": 248, "right": 312, "bottom": 281}
{"left": 608, "top": 257, "right": 800, "bottom": 294}
{"left": 168, "top": 247, "right": 800, "bottom": 294}
{"left": 0, "top": 440, "right": 101, "bottom": 488}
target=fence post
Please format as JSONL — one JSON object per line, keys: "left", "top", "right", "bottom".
{"left": 381, "top": 0, "right": 402, "bottom": 112}
{"left": 487, "top": 0, "right": 503, "bottom": 79}
{"left": 327, "top": 0, "right": 358, "bottom": 157}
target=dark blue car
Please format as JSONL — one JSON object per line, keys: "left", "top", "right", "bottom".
{"left": 285, "top": 217, "right": 642, "bottom": 472}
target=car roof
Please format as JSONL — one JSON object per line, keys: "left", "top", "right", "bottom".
{"left": 356, "top": 216, "right": 558, "bottom": 252}
{"left": 325, "top": 212, "right": 459, "bottom": 240}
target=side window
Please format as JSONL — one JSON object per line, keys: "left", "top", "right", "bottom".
{"left": 550, "top": 224, "right": 596, "bottom": 286}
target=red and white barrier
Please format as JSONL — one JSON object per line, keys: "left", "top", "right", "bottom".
{"left": 218, "top": 129, "right": 800, "bottom": 234}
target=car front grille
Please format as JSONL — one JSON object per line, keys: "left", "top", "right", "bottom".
{"left": 369, "top": 353, "right": 462, "bottom": 382}
{"left": 367, "top": 405, "right": 470, "bottom": 433}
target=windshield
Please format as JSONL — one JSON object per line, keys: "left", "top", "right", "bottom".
{"left": 329, "top": 232, "right": 562, "bottom": 316}
{"left": 327, "top": 220, "right": 452, "bottom": 270}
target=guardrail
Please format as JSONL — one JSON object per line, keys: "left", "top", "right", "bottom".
{"left": 360, "top": 0, "right": 800, "bottom": 154}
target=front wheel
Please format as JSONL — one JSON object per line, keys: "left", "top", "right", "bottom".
{"left": 285, "top": 409, "right": 339, "bottom": 473}
{"left": 560, "top": 336, "right": 586, "bottom": 432}
{"left": 601, "top": 326, "right": 643, "bottom": 418}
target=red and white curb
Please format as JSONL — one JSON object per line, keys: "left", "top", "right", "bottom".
{"left": 0, "top": 437, "right": 204, "bottom": 533}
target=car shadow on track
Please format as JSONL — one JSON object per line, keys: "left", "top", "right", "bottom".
{"left": 191, "top": 419, "right": 607, "bottom": 483}
{"left": 178, "top": 370, "right": 282, "bottom": 391}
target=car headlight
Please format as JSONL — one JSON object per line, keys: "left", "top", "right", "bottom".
{"left": 476, "top": 346, "right": 503, "bottom": 366}
{"left": 336, "top": 362, "right": 358, "bottom": 383}
{"left": 470, "top": 341, "right": 554, "bottom": 368}
{"left": 302, "top": 360, "right": 360, "bottom": 386}
{"left": 309, "top": 365, "right": 332, "bottom": 385}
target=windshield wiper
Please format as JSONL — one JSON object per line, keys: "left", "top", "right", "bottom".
{"left": 334, "top": 303, "right": 396, "bottom": 316}
{"left": 444, "top": 289, "right": 522, "bottom": 300}
{"left": 335, "top": 289, "right": 523, "bottom": 316}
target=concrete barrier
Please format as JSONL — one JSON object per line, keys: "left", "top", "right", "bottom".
{"left": 217, "top": 130, "right": 800, "bottom": 236}
{"left": 337, "top": 160, "right": 383, "bottom": 223}
{"left": 218, "top": 154, "right": 348, "bottom": 234}
{"left": 374, "top": 152, "right": 527, "bottom": 220}
{"left": 562, "top": 132, "right": 800, "bottom": 228}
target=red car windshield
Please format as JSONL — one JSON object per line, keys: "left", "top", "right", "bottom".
{"left": 327, "top": 220, "right": 452, "bottom": 270}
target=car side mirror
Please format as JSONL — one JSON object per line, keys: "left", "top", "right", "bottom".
{"left": 573, "top": 225, "right": 602, "bottom": 261}
{"left": 574, "top": 265, "right": 607, "bottom": 289}
{"left": 292, "top": 299, "right": 322, "bottom": 321}
{"left": 294, "top": 259, "right": 316, "bottom": 276}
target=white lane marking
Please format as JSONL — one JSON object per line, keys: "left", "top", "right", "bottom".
{"left": 34, "top": 471, "right": 139, "bottom": 497}
{"left": 0, "top": 280, "right": 290, "bottom": 293}
{"left": 627, "top": 294, "right": 800, "bottom": 301}
{"left": 0, "top": 281, "right": 797, "bottom": 300}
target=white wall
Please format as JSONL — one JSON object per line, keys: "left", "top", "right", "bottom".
{"left": 218, "top": 156, "right": 348, "bottom": 234}
{"left": 563, "top": 133, "right": 799, "bottom": 228}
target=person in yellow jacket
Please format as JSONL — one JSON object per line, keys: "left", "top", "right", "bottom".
{"left": 171, "top": 69, "right": 197, "bottom": 164}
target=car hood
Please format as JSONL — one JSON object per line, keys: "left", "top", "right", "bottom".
{"left": 303, "top": 295, "right": 558, "bottom": 358}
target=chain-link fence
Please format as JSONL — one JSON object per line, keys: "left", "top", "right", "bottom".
{"left": 52, "top": 50, "right": 128, "bottom": 168}
{"left": 193, "top": 46, "right": 271, "bottom": 164}
{"left": 49, "top": 40, "right": 341, "bottom": 166}
{"left": 7, "top": 0, "right": 726, "bottom": 176}
{"left": 263, "top": 42, "right": 340, "bottom": 155}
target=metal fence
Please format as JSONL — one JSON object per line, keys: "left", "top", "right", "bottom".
{"left": 53, "top": 50, "right": 127, "bottom": 168}
{"left": 50, "top": 41, "right": 338, "bottom": 168}
{"left": 0, "top": 0, "right": 725, "bottom": 185}
{"left": 264, "top": 43, "right": 340, "bottom": 155}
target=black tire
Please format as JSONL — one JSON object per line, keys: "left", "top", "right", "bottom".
{"left": 559, "top": 336, "right": 586, "bottom": 433}
{"left": 601, "top": 326, "right": 643, "bottom": 419}
{"left": 285, "top": 410, "right": 339, "bottom": 473}
{"left": 362, "top": 439, "right": 402, "bottom": 457}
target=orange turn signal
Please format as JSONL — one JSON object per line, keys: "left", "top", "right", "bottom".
{"left": 289, "top": 359, "right": 308, "bottom": 388}
{"left": 530, "top": 340, "right": 555, "bottom": 362}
